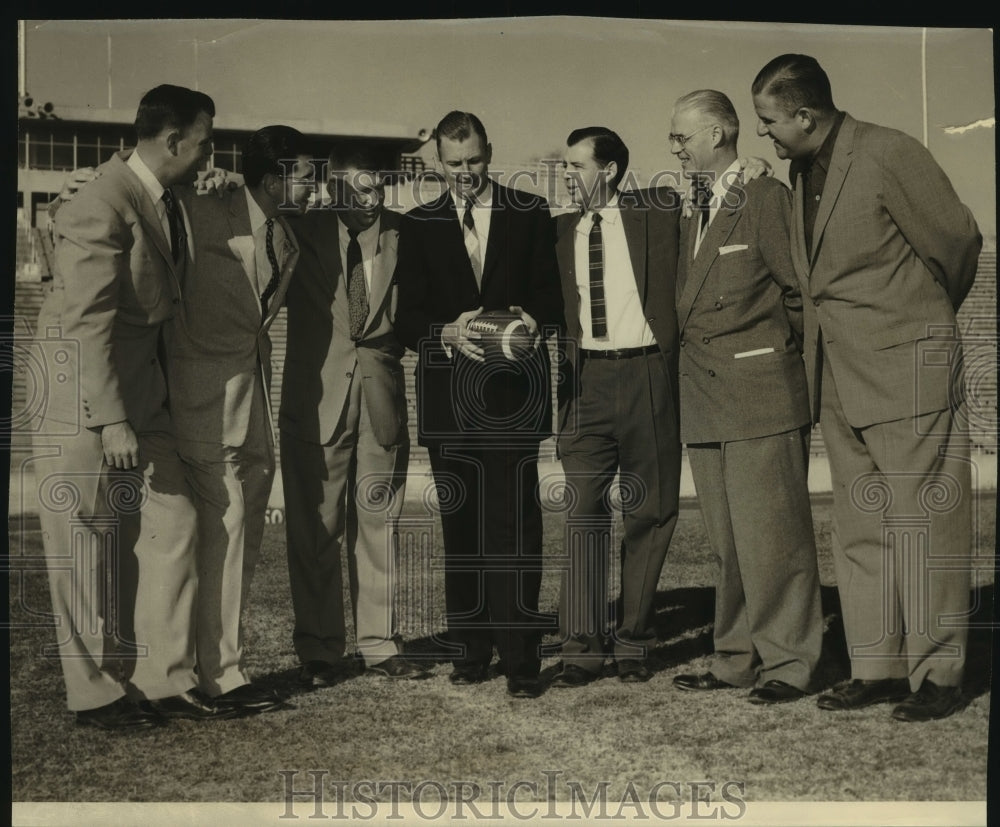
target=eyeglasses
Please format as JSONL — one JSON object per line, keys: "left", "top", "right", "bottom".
{"left": 667, "top": 124, "right": 714, "bottom": 148}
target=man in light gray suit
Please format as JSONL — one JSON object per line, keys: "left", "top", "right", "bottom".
{"left": 169, "top": 125, "right": 312, "bottom": 714}
{"left": 281, "top": 144, "right": 428, "bottom": 685}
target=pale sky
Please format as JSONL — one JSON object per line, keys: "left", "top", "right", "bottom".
{"left": 21, "top": 18, "right": 996, "bottom": 240}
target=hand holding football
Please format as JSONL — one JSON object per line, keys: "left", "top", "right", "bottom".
{"left": 466, "top": 310, "right": 536, "bottom": 361}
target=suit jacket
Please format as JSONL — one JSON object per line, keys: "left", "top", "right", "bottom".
{"left": 555, "top": 187, "right": 682, "bottom": 425}
{"left": 676, "top": 176, "right": 810, "bottom": 443}
{"left": 167, "top": 186, "right": 298, "bottom": 448}
{"left": 37, "top": 150, "right": 183, "bottom": 433}
{"left": 791, "top": 113, "right": 981, "bottom": 428}
{"left": 279, "top": 208, "right": 407, "bottom": 448}
{"left": 394, "top": 182, "right": 564, "bottom": 446}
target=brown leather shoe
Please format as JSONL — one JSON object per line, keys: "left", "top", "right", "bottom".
{"left": 214, "top": 683, "right": 286, "bottom": 714}
{"left": 75, "top": 697, "right": 164, "bottom": 731}
{"left": 144, "top": 689, "right": 240, "bottom": 720}
{"left": 673, "top": 671, "right": 737, "bottom": 691}
{"left": 617, "top": 659, "right": 653, "bottom": 683}
{"left": 891, "top": 681, "right": 966, "bottom": 722}
{"left": 366, "top": 655, "right": 433, "bottom": 680}
{"left": 550, "top": 663, "right": 599, "bottom": 688}
{"left": 748, "top": 680, "right": 808, "bottom": 705}
{"left": 816, "top": 678, "right": 910, "bottom": 711}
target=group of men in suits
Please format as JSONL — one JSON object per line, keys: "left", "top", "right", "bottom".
{"left": 35, "top": 51, "right": 980, "bottom": 724}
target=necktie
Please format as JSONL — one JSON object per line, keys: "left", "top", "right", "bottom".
{"left": 260, "top": 217, "right": 282, "bottom": 315}
{"left": 588, "top": 212, "right": 607, "bottom": 339}
{"left": 463, "top": 196, "right": 483, "bottom": 287}
{"left": 161, "top": 188, "right": 185, "bottom": 265}
{"left": 346, "top": 227, "right": 369, "bottom": 340}
{"left": 694, "top": 179, "right": 712, "bottom": 236}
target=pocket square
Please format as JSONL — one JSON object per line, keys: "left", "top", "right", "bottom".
{"left": 734, "top": 347, "right": 775, "bottom": 359}
{"left": 719, "top": 244, "right": 749, "bottom": 255}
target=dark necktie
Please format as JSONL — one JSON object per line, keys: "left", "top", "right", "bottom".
{"left": 694, "top": 179, "right": 712, "bottom": 236}
{"left": 161, "top": 188, "right": 185, "bottom": 265}
{"left": 588, "top": 212, "right": 607, "bottom": 339}
{"left": 260, "top": 217, "right": 282, "bottom": 315}
{"left": 346, "top": 228, "right": 369, "bottom": 340}
{"left": 463, "top": 196, "right": 482, "bottom": 286}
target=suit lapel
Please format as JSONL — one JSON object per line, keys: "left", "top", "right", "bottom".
{"left": 262, "top": 215, "right": 299, "bottom": 329}
{"left": 676, "top": 198, "right": 740, "bottom": 330}
{"left": 367, "top": 215, "right": 397, "bottom": 326}
{"left": 555, "top": 212, "right": 583, "bottom": 341}
{"left": 480, "top": 184, "right": 505, "bottom": 296}
{"left": 809, "top": 114, "right": 855, "bottom": 268}
{"left": 620, "top": 201, "right": 648, "bottom": 302}
{"left": 224, "top": 189, "right": 259, "bottom": 313}
{"left": 114, "top": 153, "right": 175, "bottom": 270}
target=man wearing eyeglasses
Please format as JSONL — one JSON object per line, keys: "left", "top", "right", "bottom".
{"left": 667, "top": 89, "right": 822, "bottom": 705}
{"left": 281, "top": 144, "right": 431, "bottom": 686}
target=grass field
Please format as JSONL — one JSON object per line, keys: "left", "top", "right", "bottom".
{"left": 8, "top": 496, "right": 995, "bottom": 806}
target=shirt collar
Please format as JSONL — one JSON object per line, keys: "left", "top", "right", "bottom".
{"left": 810, "top": 110, "right": 846, "bottom": 176}
{"left": 338, "top": 214, "right": 381, "bottom": 241}
{"left": 126, "top": 149, "right": 165, "bottom": 204}
{"left": 710, "top": 159, "right": 743, "bottom": 202}
{"left": 577, "top": 192, "right": 621, "bottom": 232}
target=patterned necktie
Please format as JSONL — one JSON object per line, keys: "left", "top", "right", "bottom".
{"left": 346, "top": 228, "right": 369, "bottom": 341}
{"left": 463, "top": 196, "right": 483, "bottom": 287}
{"left": 694, "top": 179, "right": 712, "bottom": 235}
{"left": 260, "top": 217, "right": 282, "bottom": 315}
{"left": 161, "top": 188, "right": 185, "bottom": 265}
{"left": 588, "top": 212, "right": 607, "bottom": 339}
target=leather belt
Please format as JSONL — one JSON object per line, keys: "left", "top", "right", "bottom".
{"left": 580, "top": 344, "right": 659, "bottom": 360}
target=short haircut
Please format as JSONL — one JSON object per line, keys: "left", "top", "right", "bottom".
{"left": 326, "top": 142, "right": 387, "bottom": 176}
{"left": 435, "top": 111, "right": 488, "bottom": 150}
{"left": 134, "top": 84, "right": 215, "bottom": 141}
{"left": 752, "top": 54, "right": 836, "bottom": 115}
{"left": 566, "top": 126, "right": 629, "bottom": 188}
{"left": 673, "top": 89, "right": 740, "bottom": 146}
{"left": 241, "top": 125, "right": 307, "bottom": 188}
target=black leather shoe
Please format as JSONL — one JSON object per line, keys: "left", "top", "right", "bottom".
{"left": 550, "top": 663, "right": 599, "bottom": 688}
{"left": 214, "top": 683, "right": 286, "bottom": 714}
{"left": 299, "top": 660, "right": 348, "bottom": 688}
{"left": 449, "top": 664, "right": 490, "bottom": 685}
{"left": 367, "top": 655, "right": 433, "bottom": 680}
{"left": 75, "top": 697, "right": 164, "bottom": 731}
{"left": 617, "top": 659, "right": 653, "bottom": 683}
{"left": 145, "top": 689, "right": 239, "bottom": 721}
{"left": 507, "top": 675, "right": 543, "bottom": 698}
{"left": 748, "top": 680, "right": 808, "bottom": 705}
{"left": 816, "top": 678, "right": 910, "bottom": 711}
{"left": 673, "top": 671, "right": 736, "bottom": 691}
{"left": 891, "top": 681, "right": 966, "bottom": 722}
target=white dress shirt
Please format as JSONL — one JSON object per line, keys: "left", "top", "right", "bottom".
{"left": 693, "top": 159, "right": 743, "bottom": 258}
{"left": 573, "top": 194, "right": 655, "bottom": 349}
{"left": 337, "top": 215, "right": 381, "bottom": 295}
{"left": 246, "top": 188, "right": 290, "bottom": 295}
{"left": 127, "top": 149, "right": 192, "bottom": 259}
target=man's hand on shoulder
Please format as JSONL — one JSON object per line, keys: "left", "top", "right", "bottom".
{"left": 738, "top": 156, "right": 773, "bottom": 182}
{"left": 101, "top": 421, "right": 140, "bottom": 470}
{"left": 441, "top": 307, "right": 486, "bottom": 362}
{"left": 194, "top": 168, "right": 243, "bottom": 197}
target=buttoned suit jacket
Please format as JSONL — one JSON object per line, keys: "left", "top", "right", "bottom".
{"left": 280, "top": 208, "right": 407, "bottom": 448}
{"left": 168, "top": 186, "right": 299, "bottom": 449}
{"left": 394, "top": 183, "right": 564, "bottom": 446}
{"left": 790, "top": 114, "right": 981, "bottom": 428}
{"left": 554, "top": 187, "right": 682, "bottom": 434}
{"left": 676, "top": 176, "right": 810, "bottom": 444}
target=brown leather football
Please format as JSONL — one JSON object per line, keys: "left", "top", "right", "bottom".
{"left": 466, "top": 310, "right": 535, "bottom": 361}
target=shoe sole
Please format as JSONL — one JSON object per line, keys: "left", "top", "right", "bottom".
{"left": 891, "top": 698, "right": 967, "bottom": 722}
{"left": 817, "top": 692, "right": 910, "bottom": 711}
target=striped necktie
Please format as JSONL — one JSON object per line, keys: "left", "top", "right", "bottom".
{"left": 588, "top": 212, "right": 607, "bottom": 338}
{"left": 161, "top": 188, "right": 185, "bottom": 265}
{"left": 463, "top": 196, "right": 482, "bottom": 287}
{"left": 260, "top": 218, "right": 282, "bottom": 315}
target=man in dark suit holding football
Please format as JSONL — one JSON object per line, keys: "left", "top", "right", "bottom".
{"left": 394, "top": 111, "right": 565, "bottom": 698}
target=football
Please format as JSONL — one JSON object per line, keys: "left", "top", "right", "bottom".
{"left": 466, "top": 310, "right": 536, "bottom": 361}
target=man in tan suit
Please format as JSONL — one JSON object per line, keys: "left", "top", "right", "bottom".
{"left": 169, "top": 126, "right": 312, "bottom": 713}
{"left": 667, "top": 90, "right": 823, "bottom": 704}
{"left": 33, "top": 85, "right": 225, "bottom": 729}
{"left": 752, "top": 54, "right": 981, "bottom": 721}
{"left": 281, "top": 144, "right": 428, "bottom": 685}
